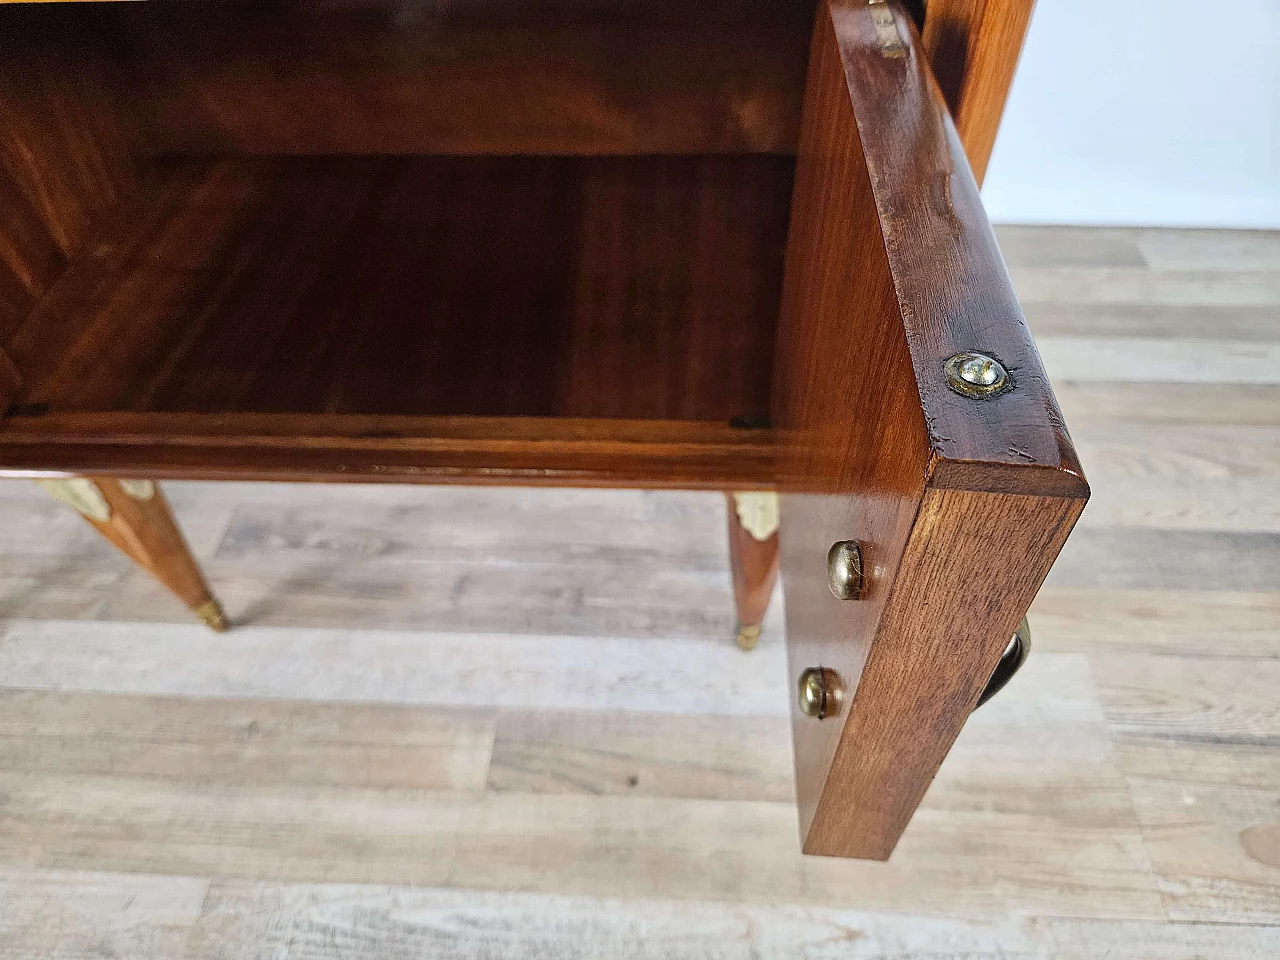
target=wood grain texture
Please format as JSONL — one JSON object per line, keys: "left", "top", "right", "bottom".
{"left": 0, "top": 414, "right": 776, "bottom": 488}
{"left": 1, "top": 154, "right": 789, "bottom": 484}
{"left": 63, "top": 478, "right": 224, "bottom": 627}
{"left": 1047, "top": 919, "right": 1280, "bottom": 960}
{"left": 0, "top": 774, "right": 1159, "bottom": 918}
{"left": 1032, "top": 587, "right": 1280, "bottom": 659}
{"left": 774, "top": 1, "right": 1085, "bottom": 859}
{"left": 487, "top": 708, "right": 795, "bottom": 802}
{"left": 0, "top": 690, "right": 496, "bottom": 792}
{"left": 183, "top": 883, "right": 1050, "bottom": 959}
{"left": 0, "top": 485, "right": 772, "bottom": 637}
{"left": 107, "top": 1, "right": 811, "bottom": 156}
{"left": 1097, "top": 653, "right": 1280, "bottom": 791}
{"left": 921, "top": 0, "right": 1035, "bottom": 183}
{"left": 0, "top": 223, "right": 1274, "bottom": 951}
{"left": 0, "top": 10, "right": 135, "bottom": 339}
{"left": 0, "top": 618, "right": 1160, "bottom": 918}
{"left": 724, "top": 493, "right": 780, "bottom": 638}
{"left": 0, "top": 868, "right": 207, "bottom": 960}
{"left": 9, "top": 156, "right": 788, "bottom": 421}
{"left": 0, "top": 349, "right": 19, "bottom": 413}
{"left": 0, "top": 618, "right": 792, "bottom": 717}
{"left": 1047, "top": 527, "right": 1280, "bottom": 592}
{"left": 1127, "top": 779, "right": 1280, "bottom": 923}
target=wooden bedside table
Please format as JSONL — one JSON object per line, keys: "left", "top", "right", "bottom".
{"left": 0, "top": 0, "right": 1087, "bottom": 860}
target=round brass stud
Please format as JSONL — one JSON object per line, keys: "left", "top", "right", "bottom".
{"left": 798, "top": 667, "right": 844, "bottom": 720}
{"left": 826, "top": 540, "right": 863, "bottom": 601}
{"left": 944, "top": 351, "right": 1012, "bottom": 398}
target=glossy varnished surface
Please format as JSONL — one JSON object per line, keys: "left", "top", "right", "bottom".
{"left": 836, "top": 0, "right": 1082, "bottom": 497}
{"left": 119, "top": 3, "right": 810, "bottom": 157}
{"left": 10, "top": 156, "right": 788, "bottom": 420}
{"left": 4, "top": 0, "right": 812, "bottom": 158}
{"left": 0, "top": 154, "right": 790, "bottom": 483}
{"left": 0, "top": 414, "right": 775, "bottom": 489}
{"left": 922, "top": 0, "right": 1036, "bottom": 184}
{"left": 775, "top": 1, "right": 1087, "bottom": 859}
{"left": 0, "top": 18, "right": 135, "bottom": 342}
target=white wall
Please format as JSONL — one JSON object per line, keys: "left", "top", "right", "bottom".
{"left": 982, "top": 0, "right": 1280, "bottom": 229}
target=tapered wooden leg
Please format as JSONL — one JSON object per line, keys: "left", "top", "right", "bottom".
{"left": 37, "top": 477, "right": 227, "bottom": 631}
{"left": 725, "top": 491, "right": 780, "bottom": 650}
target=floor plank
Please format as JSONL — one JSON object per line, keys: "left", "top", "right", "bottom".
{"left": 486, "top": 708, "right": 797, "bottom": 802}
{"left": 1092, "top": 652, "right": 1280, "bottom": 790}
{"left": 0, "top": 648, "right": 1160, "bottom": 921}
{"left": 994, "top": 225, "right": 1148, "bottom": 269}
{"left": 1046, "top": 917, "right": 1280, "bottom": 959}
{"left": 0, "top": 773, "right": 1161, "bottom": 921}
{"left": 1126, "top": 778, "right": 1280, "bottom": 923}
{"left": 1036, "top": 336, "right": 1280, "bottom": 385}
{"left": 1046, "top": 528, "right": 1280, "bottom": 592}
{"left": 187, "top": 883, "right": 1053, "bottom": 960}
{"left": 1024, "top": 302, "right": 1280, "bottom": 341}
{"left": 0, "top": 619, "right": 789, "bottom": 717}
{"left": 1030, "top": 588, "right": 1280, "bottom": 659}
{"left": 0, "top": 868, "right": 208, "bottom": 960}
{"left": 0, "top": 690, "right": 496, "bottom": 793}
{"left": 1055, "top": 381, "right": 1280, "bottom": 427}
{"left": 1009, "top": 268, "right": 1280, "bottom": 306}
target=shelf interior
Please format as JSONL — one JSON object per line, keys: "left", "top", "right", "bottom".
{"left": 9, "top": 155, "right": 792, "bottom": 424}
{"left": 0, "top": 0, "right": 808, "bottom": 485}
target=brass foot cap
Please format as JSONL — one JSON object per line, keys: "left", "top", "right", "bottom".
{"left": 736, "top": 623, "right": 761, "bottom": 651}
{"left": 194, "top": 600, "right": 229, "bottom": 633}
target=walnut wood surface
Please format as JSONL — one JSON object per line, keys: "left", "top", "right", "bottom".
{"left": 0, "top": 20, "right": 135, "bottom": 340}
{"left": 775, "top": 1, "right": 1086, "bottom": 859}
{"left": 724, "top": 494, "right": 780, "bottom": 635}
{"left": 922, "top": 0, "right": 1036, "bottom": 183}
{"left": 8, "top": 156, "right": 787, "bottom": 421}
{"left": 76, "top": 478, "right": 225, "bottom": 628}
{"left": 8, "top": 0, "right": 811, "bottom": 158}
{"left": 0, "top": 414, "right": 774, "bottom": 489}
{"left": 0, "top": 154, "right": 790, "bottom": 483}
{"left": 0, "top": 351, "right": 19, "bottom": 415}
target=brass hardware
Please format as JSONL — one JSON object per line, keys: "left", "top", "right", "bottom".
{"left": 867, "top": 0, "right": 906, "bottom": 58}
{"left": 826, "top": 540, "right": 863, "bottom": 600}
{"left": 798, "top": 667, "right": 844, "bottom": 719}
{"left": 735, "top": 623, "right": 762, "bottom": 651}
{"left": 944, "top": 352, "right": 1012, "bottom": 398}
{"left": 120, "top": 479, "right": 156, "bottom": 501}
{"left": 36, "top": 478, "right": 111, "bottom": 522}
{"left": 194, "top": 600, "right": 229, "bottom": 633}
{"left": 974, "top": 616, "right": 1031, "bottom": 709}
{"left": 732, "top": 491, "right": 780, "bottom": 541}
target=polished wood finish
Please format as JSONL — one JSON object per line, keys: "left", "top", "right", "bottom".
{"left": 0, "top": 350, "right": 19, "bottom": 414}
{"left": 8, "top": 156, "right": 788, "bottom": 421}
{"left": 110, "top": 2, "right": 811, "bottom": 157}
{"left": 922, "top": 0, "right": 1036, "bottom": 183}
{"left": 774, "top": 1, "right": 1086, "bottom": 859}
{"left": 724, "top": 494, "right": 780, "bottom": 649}
{"left": 0, "top": 0, "right": 1089, "bottom": 864}
{"left": 0, "top": 414, "right": 774, "bottom": 489}
{"left": 0, "top": 154, "right": 790, "bottom": 484}
{"left": 0, "top": 18, "right": 135, "bottom": 341}
{"left": 52, "top": 478, "right": 226, "bottom": 631}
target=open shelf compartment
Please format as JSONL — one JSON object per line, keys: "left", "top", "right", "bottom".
{"left": 0, "top": 155, "right": 790, "bottom": 486}
{"left": 0, "top": 0, "right": 812, "bottom": 486}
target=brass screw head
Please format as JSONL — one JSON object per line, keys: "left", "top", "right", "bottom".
{"left": 827, "top": 540, "right": 863, "bottom": 600}
{"left": 798, "top": 667, "right": 844, "bottom": 719}
{"left": 944, "top": 351, "right": 1011, "bottom": 398}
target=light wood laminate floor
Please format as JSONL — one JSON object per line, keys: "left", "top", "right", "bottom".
{"left": 0, "top": 226, "right": 1277, "bottom": 958}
